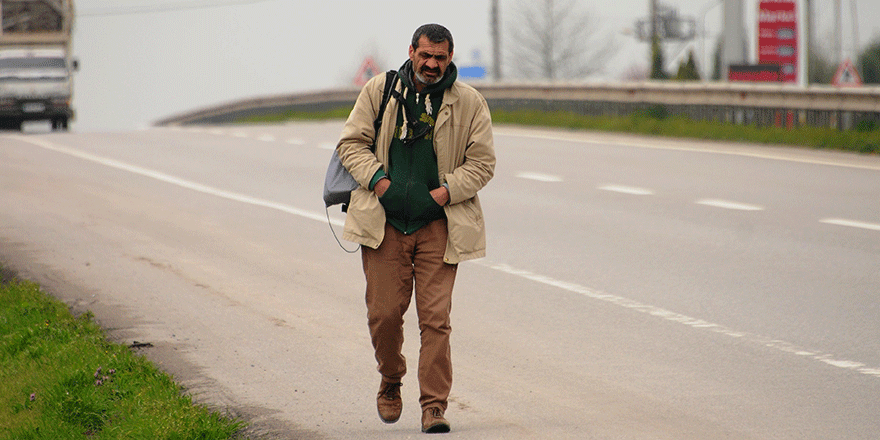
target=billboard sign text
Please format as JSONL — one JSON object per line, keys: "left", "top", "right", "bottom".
{"left": 758, "top": 0, "right": 798, "bottom": 83}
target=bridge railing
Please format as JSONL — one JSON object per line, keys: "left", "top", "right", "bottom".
{"left": 155, "top": 81, "right": 880, "bottom": 130}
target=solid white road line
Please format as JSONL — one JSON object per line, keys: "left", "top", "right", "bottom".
{"left": 598, "top": 184, "right": 655, "bottom": 195}
{"left": 6, "top": 135, "right": 340, "bottom": 228}
{"left": 9, "top": 135, "right": 879, "bottom": 380}
{"left": 516, "top": 172, "right": 563, "bottom": 182}
{"left": 477, "top": 260, "right": 880, "bottom": 379}
{"left": 696, "top": 199, "right": 764, "bottom": 211}
{"left": 820, "top": 218, "right": 880, "bottom": 232}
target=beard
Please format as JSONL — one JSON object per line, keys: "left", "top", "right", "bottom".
{"left": 415, "top": 67, "right": 443, "bottom": 86}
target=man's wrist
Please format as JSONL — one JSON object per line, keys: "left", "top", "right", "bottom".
{"left": 369, "top": 170, "right": 388, "bottom": 190}
{"left": 373, "top": 177, "right": 390, "bottom": 197}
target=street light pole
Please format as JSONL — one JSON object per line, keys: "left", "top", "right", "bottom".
{"left": 720, "top": 0, "right": 746, "bottom": 81}
{"left": 699, "top": 0, "right": 722, "bottom": 81}
{"left": 491, "top": 0, "right": 501, "bottom": 81}
{"left": 800, "top": 0, "right": 811, "bottom": 87}
{"left": 834, "top": 0, "right": 842, "bottom": 63}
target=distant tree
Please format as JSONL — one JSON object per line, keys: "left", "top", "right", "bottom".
{"left": 675, "top": 50, "right": 700, "bottom": 80}
{"left": 507, "top": 0, "right": 617, "bottom": 80}
{"left": 857, "top": 38, "right": 880, "bottom": 84}
{"left": 650, "top": 36, "right": 668, "bottom": 80}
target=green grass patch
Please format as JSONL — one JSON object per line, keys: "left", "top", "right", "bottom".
{"left": 0, "top": 277, "right": 244, "bottom": 439}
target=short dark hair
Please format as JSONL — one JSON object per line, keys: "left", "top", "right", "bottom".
{"left": 411, "top": 24, "right": 454, "bottom": 53}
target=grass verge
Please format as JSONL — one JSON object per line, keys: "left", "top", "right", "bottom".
{"left": 0, "top": 274, "right": 244, "bottom": 439}
{"left": 237, "top": 106, "right": 880, "bottom": 155}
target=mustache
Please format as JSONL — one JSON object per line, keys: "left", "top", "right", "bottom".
{"left": 421, "top": 66, "right": 441, "bottom": 75}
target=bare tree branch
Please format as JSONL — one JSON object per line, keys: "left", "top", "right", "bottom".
{"left": 506, "top": 0, "right": 619, "bottom": 80}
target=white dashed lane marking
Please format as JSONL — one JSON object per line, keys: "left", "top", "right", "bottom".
{"left": 820, "top": 218, "right": 880, "bottom": 232}
{"left": 517, "top": 172, "right": 563, "bottom": 182}
{"left": 166, "top": 127, "right": 875, "bottom": 234}
{"left": 598, "top": 184, "right": 655, "bottom": 195}
{"left": 695, "top": 199, "right": 765, "bottom": 211}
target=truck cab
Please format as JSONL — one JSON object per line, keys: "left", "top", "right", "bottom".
{"left": 0, "top": 0, "right": 77, "bottom": 131}
{"left": 0, "top": 46, "right": 76, "bottom": 130}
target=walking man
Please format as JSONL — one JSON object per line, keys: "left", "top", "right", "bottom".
{"left": 336, "top": 23, "right": 495, "bottom": 433}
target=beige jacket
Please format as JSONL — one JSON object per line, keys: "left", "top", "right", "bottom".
{"left": 336, "top": 72, "right": 496, "bottom": 264}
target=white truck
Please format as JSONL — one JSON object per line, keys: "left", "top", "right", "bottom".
{"left": 0, "top": 0, "right": 77, "bottom": 131}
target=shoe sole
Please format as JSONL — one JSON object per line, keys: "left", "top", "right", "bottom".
{"left": 422, "top": 422, "right": 451, "bottom": 434}
{"left": 378, "top": 410, "right": 401, "bottom": 424}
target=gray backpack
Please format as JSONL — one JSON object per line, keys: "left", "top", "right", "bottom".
{"left": 322, "top": 70, "right": 398, "bottom": 212}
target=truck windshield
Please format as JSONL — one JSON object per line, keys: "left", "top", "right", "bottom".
{"left": 0, "top": 58, "right": 67, "bottom": 69}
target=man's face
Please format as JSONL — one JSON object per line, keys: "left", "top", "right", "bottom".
{"left": 409, "top": 35, "right": 452, "bottom": 89}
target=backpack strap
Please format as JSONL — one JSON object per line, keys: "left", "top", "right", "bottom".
{"left": 371, "top": 70, "right": 398, "bottom": 152}
{"left": 339, "top": 70, "right": 397, "bottom": 216}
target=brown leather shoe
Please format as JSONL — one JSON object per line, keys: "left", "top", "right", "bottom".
{"left": 421, "top": 407, "right": 450, "bottom": 433}
{"left": 377, "top": 381, "right": 402, "bottom": 423}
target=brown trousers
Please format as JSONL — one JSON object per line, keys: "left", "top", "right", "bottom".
{"left": 362, "top": 219, "right": 457, "bottom": 411}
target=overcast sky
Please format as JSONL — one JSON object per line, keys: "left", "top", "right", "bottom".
{"left": 70, "top": 0, "right": 880, "bottom": 132}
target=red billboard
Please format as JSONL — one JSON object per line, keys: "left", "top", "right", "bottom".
{"left": 758, "top": 0, "right": 798, "bottom": 83}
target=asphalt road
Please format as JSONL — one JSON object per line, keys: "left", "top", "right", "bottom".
{"left": 2, "top": 122, "right": 879, "bottom": 439}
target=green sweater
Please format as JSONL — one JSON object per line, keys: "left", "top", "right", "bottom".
{"left": 370, "top": 61, "right": 458, "bottom": 235}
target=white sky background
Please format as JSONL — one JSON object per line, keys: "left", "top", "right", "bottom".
{"left": 71, "top": 0, "right": 880, "bottom": 132}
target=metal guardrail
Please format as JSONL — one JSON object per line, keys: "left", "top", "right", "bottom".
{"left": 154, "top": 81, "right": 880, "bottom": 130}
{"left": 154, "top": 88, "right": 361, "bottom": 126}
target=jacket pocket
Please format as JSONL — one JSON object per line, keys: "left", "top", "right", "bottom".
{"left": 378, "top": 180, "right": 407, "bottom": 219}
{"left": 410, "top": 182, "right": 445, "bottom": 222}
{"left": 343, "top": 187, "right": 385, "bottom": 247}
{"left": 446, "top": 197, "right": 485, "bottom": 253}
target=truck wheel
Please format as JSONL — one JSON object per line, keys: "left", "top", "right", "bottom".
{"left": 51, "top": 118, "right": 69, "bottom": 131}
